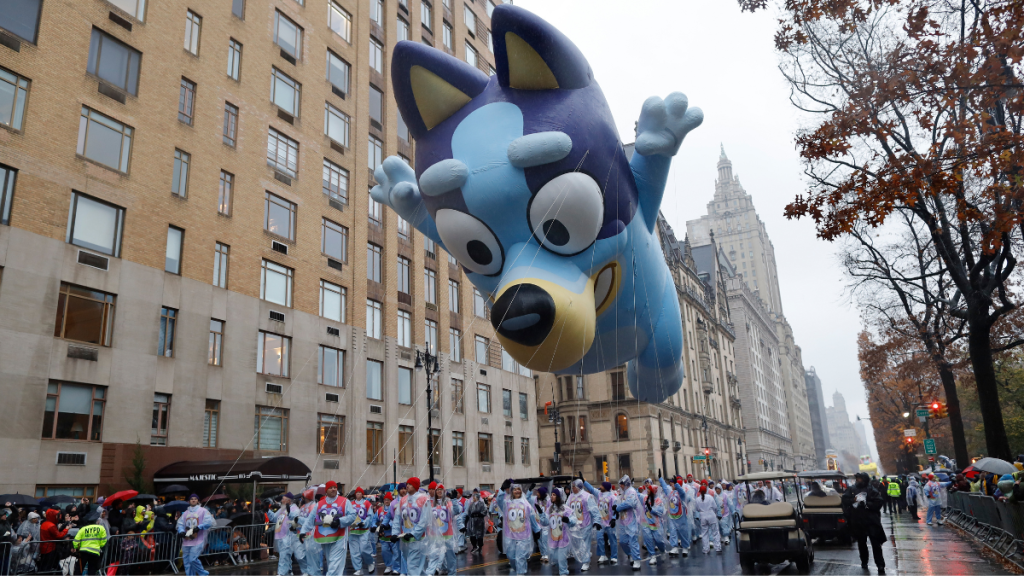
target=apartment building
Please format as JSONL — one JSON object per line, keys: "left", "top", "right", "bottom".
{"left": 0, "top": 0, "right": 537, "bottom": 497}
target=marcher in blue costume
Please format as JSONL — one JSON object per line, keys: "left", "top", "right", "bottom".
{"left": 496, "top": 480, "right": 540, "bottom": 575}
{"left": 177, "top": 494, "right": 213, "bottom": 576}
{"left": 267, "top": 493, "right": 303, "bottom": 576}
{"left": 615, "top": 476, "right": 644, "bottom": 571}
{"left": 393, "top": 477, "right": 431, "bottom": 576}
{"left": 297, "top": 488, "right": 323, "bottom": 576}
{"left": 589, "top": 481, "right": 618, "bottom": 565}
{"left": 300, "top": 481, "right": 358, "bottom": 576}
{"left": 659, "top": 476, "right": 692, "bottom": 557}
{"left": 348, "top": 487, "right": 376, "bottom": 575}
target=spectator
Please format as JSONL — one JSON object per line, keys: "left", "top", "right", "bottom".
{"left": 38, "top": 508, "right": 69, "bottom": 572}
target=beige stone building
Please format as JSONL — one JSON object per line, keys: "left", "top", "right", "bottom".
{"left": 535, "top": 214, "right": 747, "bottom": 483}
{"left": 0, "top": 0, "right": 538, "bottom": 497}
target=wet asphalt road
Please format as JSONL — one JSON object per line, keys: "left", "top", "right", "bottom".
{"left": 216, "top": 512, "right": 1011, "bottom": 575}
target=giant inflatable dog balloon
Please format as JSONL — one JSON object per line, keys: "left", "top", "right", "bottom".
{"left": 371, "top": 4, "right": 702, "bottom": 403}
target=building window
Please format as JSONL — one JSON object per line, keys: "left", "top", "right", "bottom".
{"left": 158, "top": 306, "right": 177, "bottom": 356}
{"left": 368, "top": 134, "right": 383, "bottom": 171}
{"left": 42, "top": 382, "right": 105, "bottom": 441}
{"left": 611, "top": 371, "right": 626, "bottom": 401}
{"left": 178, "top": 78, "right": 196, "bottom": 124}
{"left": 369, "top": 85, "right": 383, "bottom": 127}
{"left": 319, "top": 280, "right": 346, "bottom": 322}
{"left": 271, "top": 68, "right": 301, "bottom": 116}
{"left": 171, "top": 150, "right": 190, "bottom": 197}
{"left": 502, "top": 350, "right": 517, "bottom": 374}
{"left": 398, "top": 17, "right": 409, "bottom": 41}
{"left": 227, "top": 38, "right": 242, "bottom": 80}
{"left": 54, "top": 283, "right": 116, "bottom": 346}
{"left": 208, "top": 319, "right": 224, "bottom": 366}
{"left": 326, "top": 51, "right": 350, "bottom": 94}
{"left": 618, "top": 454, "right": 632, "bottom": 478}
{"left": 322, "top": 159, "right": 349, "bottom": 203}
{"left": 151, "top": 393, "right": 170, "bottom": 445}
{"left": 0, "top": 0, "right": 41, "bottom": 43}
{"left": 322, "top": 218, "right": 348, "bottom": 262}
{"left": 77, "top": 107, "right": 133, "bottom": 173}
{"left": 366, "top": 299, "right": 383, "bottom": 339}
{"left": 87, "top": 29, "right": 140, "bottom": 96}
{"left": 369, "top": 38, "right": 384, "bottom": 73}
{"left": 430, "top": 428, "right": 442, "bottom": 464}
{"left": 504, "top": 435, "right": 514, "bottom": 464}
{"left": 325, "top": 102, "right": 350, "bottom": 147}
{"left": 231, "top": 0, "right": 244, "bottom": 19}
{"left": 370, "top": 0, "right": 384, "bottom": 24}
{"left": 421, "top": 1, "right": 432, "bottom": 30}
{"left": 425, "top": 319, "right": 438, "bottom": 353}
{"left": 328, "top": 1, "right": 352, "bottom": 42}
{"left": 0, "top": 165, "right": 14, "bottom": 225}
{"left": 318, "top": 345, "right": 344, "bottom": 387}
{"left": 478, "top": 432, "right": 492, "bottom": 463}
{"left": 274, "top": 11, "right": 303, "bottom": 60}
{"left": 465, "top": 42, "right": 477, "bottom": 68}
{"left": 218, "top": 170, "right": 233, "bottom": 215}
{"left": 257, "top": 331, "right": 290, "bottom": 377}
{"left": 561, "top": 376, "right": 575, "bottom": 401}
{"left": 615, "top": 413, "right": 629, "bottom": 440}
{"left": 396, "top": 109, "right": 411, "bottom": 142}
{"left": 254, "top": 406, "right": 288, "bottom": 451}
{"left": 473, "top": 289, "right": 487, "bottom": 318}
{"left": 521, "top": 437, "right": 530, "bottom": 465}
{"left": 397, "top": 310, "right": 411, "bottom": 347}
{"left": 67, "top": 192, "right": 124, "bottom": 256}
{"left": 398, "top": 365, "right": 413, "bottom": 404}
{"left": 397, "top": 217, "right": 411, "bottom": 241}
{"left": 448, "top": 279, "right": 460, "bottom": 314}
{"left": 267, "top": 128, "right": 300, "bottom": 178}
{"left": 570, "top": 415, "right": 587, "bottom": 442}
{"left": 367, "top": 243, "right": 382, "bottom": 283}
{"left": 464, "top": 6, "right": 476, "bottom": 31}
{"left": 452, "top": 431, "right": 465, "bottom": 466}
{"left": 318, "top": 414, "right": 344, "bottom": 454}
{"left": 213, "top": 242, "right": 229, "bottom": 288}
{"left": 474, "top": 336, "right": 488, "bottom": 364}
{"left": 477, "top": 383, "right": 490, "bottom": 413}
{"left": 442, "top": 22, "right": 453, "bottom": 51}
{"left": 452, "top": 380, "right": 464, "bottom": 413}
{"left": 203, "top": 400, "right": 219, "bottom": 447}
{"left": 368, "top": 196, "right": 382, "bottom": 227}
{"left": 222, "top": 103, "right": 238, "bottom": 147}
{"left": 260, "top": 259, "right": 293, "bottom": 306}
{"left": 108, "top": 0, "right": 146, "bottom": 20}
{"left": 502, "top": 389, "right": 512, "bottom": 418}
{"left": 449, "top": 328, "right": 462, "bottom": 362}
{"left": 424, "top": 237, "right": 436, "bottom": 260}
{"left": 424, "top": 268, "right": 437, "bottom": 305}
{"left": 184, "top": 10, "right": 201, "bottom": 55}
{"left": 519, "top": 392, "right": 528, "bottom": 420}
{"left": 398, "top": 425, "right": 414, "bottom": 465}
{"left": 264, "top": 192, "right": 296, "bottom": 241}
{"left": 366, "top": 421, "right": 384, "bottom": 463}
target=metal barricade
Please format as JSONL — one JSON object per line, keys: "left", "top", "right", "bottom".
{"left": 101, "top": 530, "right": 180, "bottom": 574}
{"left": 195, "top": 525, "right": 237, "bottom": 567}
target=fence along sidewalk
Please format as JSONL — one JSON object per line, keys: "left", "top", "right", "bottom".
{"left": 946, "top": 491, "right": 1024, "bottom": 569}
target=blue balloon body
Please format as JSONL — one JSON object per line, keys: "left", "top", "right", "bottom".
{"left": 372, "top": 5, "right": 702, "bottom": 403}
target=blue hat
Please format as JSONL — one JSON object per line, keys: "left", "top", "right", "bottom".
{"left": 189, "top": 494, "right": 199, "bottom": 500}
{"left": 397, "top": 483, "right": 407, "bottom": 491}
{"left": 283, "top": 492, "right": 294, "bottom": 500}
{"left": 537, "top": 486, "right": 548, "bottom": 496}
{"left": 601, "top": 481, "right": 612, "bottom": 491}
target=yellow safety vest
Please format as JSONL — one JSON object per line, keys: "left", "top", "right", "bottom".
{"left": 73, "top": 524, "right": 108, "bottom": 556}
{"left": 887, "top": 482, "right": 901, "bottom": 497}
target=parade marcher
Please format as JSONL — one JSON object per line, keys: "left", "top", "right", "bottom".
{"left": 465, "top": 489, "right": 487, "bottom": 553}
{"left": 268, "top": 492, "right": 303, "bottom": 576}
{"left": 301, "top": 481, "right": 358, "bottom": 576}
{"left": 394, "top": 477, "right": 431, "bottom": 576}
{"left": 532, "top": 486, "right": 550, "bottom": 562}
{"left": 538, "top": 489, "right": 575, "bottom": 576}
{"left": 924, "top": 474, "right": 950, "bottom": 526}
{"left": 566, "top": 477, "right": 600, "bottom": 571}
{"left": 842, "top": 472, "right": 886, "bottom": 573}
{"left": 451, "top": 488, "right": 466, "bottom": 555}
{"left": 693, "top": 485, "right": 722, "bottom": 555}
{"left": 298, "top": 488, "right": 324, "bottom": 576}
{"left": 388, "top": 484, "right": 408, "bottom": 575}
{"left": 378, "top": 493, "right": 398, "bottom": 575}
{"left": 715, "top": 484, "right": 733, "bottom": 546}
{"left": 659, "top": 476, "right": 691, "bottom": 557}
{"left": 905, "top": 477, "right": 922, "bottom": 521}
{"left": 614, "top": 475, "right": 644, "bottom": 571}
{"left": 686, "top": 475, "right": 701, "bottom": 543}
{"left": 592, "top": 481, "right": 618, "bottom": 565}
{"left": 426, "top": 485, "right": 457, "bottom": 575}
{"left": 495, "top": 480, "right": 540, "bottom": 575}
{"left": 348, "top": 487, "right": 376, "bottom": 575}
{"left": 177, "top": 494, "right": 214, "bottom": 576}
{"left": 641, "top": 484, "right": 667, "bottom": 565}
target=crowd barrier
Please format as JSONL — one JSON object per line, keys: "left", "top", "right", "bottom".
{"left": 946, "top": 491, "right": 1024, "bottom": 568}
{"left": 0, "top": 523, "right": 276, "bottom": 576}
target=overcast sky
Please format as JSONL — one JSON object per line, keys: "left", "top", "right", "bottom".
{"left": 514, "top": 0, "right": 881, "bottom": 464}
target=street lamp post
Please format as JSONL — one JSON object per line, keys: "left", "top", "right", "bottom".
{"left": 415, "top": 347, "right": 442, "bottom": 483}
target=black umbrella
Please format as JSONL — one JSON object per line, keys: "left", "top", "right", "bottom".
{"left": 158, "top": 501, "right": 190, "bottom": 514}
{"left": 0, "top": 494, "right": 39, "bottom": 506}
{"left": 158, "top": 484, "right": 190, "bottom": 495}
{"left": 127, "top": 494, "right": 158, "bottom": 503}
{"left": 260, "top": 488, "right": 285, "bottom": 499}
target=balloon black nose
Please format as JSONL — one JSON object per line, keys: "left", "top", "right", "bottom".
{"left": 490, "top": 283, "right": 556, "bottom": 347}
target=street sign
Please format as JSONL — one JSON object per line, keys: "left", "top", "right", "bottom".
{"left": 692, "top": 455, "right": 706, "bottom": 461}
{"left": 916, "top": 408, "right": 930, "bottom": 418}
{"left": 924, "top": 438, "right": 937, "bottom": 455}
{"left": 928, "top": 456, "right": 935, "bottom": 462}
{"left": 904, "top": 429, "right": 917, "bottom": 437}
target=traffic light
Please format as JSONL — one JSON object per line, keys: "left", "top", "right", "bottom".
{"left": 602, "top": 461, "right": 608, "bottom": 477}
{"left": 929, "top": 401, "right": 940, "bottom": 417}
{"left": 937, "top": 403, "right": 948, "bottom": 418}
{"left": 905, "top": 437, "right": 914, "bottom": 445}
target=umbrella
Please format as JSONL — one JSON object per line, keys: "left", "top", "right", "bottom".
{"left": 479, "top": 491, "right": 492, "bottom": 499}
{"left": 159, "top": 484, "right": 190, "bottom": 495}
{"left": 0, "top": 494, "right": 39, "bottom": 507}
{"left": 203, "top": 494, "right": 228, "bottom": 503}
{"left": 127, "top": 494, "right": 158, "bottom": 504}
{"left": 261, "top": 488, "right": 285, "bottom": 499}
{"left": 159, "top": 501, "right": 190, "bottom": 514}
{"left": 104, "top": 490, "right": 138, "bottom": 507}
{"left": 215, "top": 518, "right": 233, "bottom": 527}
{"left": 972, "top": 457, "right": 1017, "bottom": 476}
{"left": 962, "top": 465, "right": 980, "bottom": 479}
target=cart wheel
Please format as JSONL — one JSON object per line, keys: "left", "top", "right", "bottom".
{"left": 795, "top": 551, "right": 812, "bottom": 572}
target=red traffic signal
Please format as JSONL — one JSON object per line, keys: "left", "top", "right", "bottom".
{"left": 704, "top": 448, "right": 710, "bottom": 456}
{"left": 906, "top": 437, "right": 914, "bottom": 444}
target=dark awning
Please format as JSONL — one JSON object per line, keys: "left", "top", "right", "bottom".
{"left": 153, "top": 456, "right": 311, "bottom": 484}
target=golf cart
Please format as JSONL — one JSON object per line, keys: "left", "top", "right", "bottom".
{"left": 797, "top": 470, "right": 851, "bottom": 543}
{"left": 735, "top": 471, "right": 814, "bottom": 572}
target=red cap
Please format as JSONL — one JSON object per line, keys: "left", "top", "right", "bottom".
{"left": 325, "top": 481, "right": 338, "bottom": 490}
{"left": 699, "top": 485, "right": 707, "bottom": 495}
{"left": 407, "top": 477, "right": 421, "bottom": 491}
{"left": 686, "top": 474, "right": 693, "bottom": 480}
{"left": 436, "top": 483, "right": 445, "bottom": 490}
{"left": 355, "top": 486, "right": 364, "bottom": 495}
{"left": 457, "top": 488, "right": 464, "bottom": 495}
{"left": 428, "top": 481, "right": 438, "bottom": 491}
